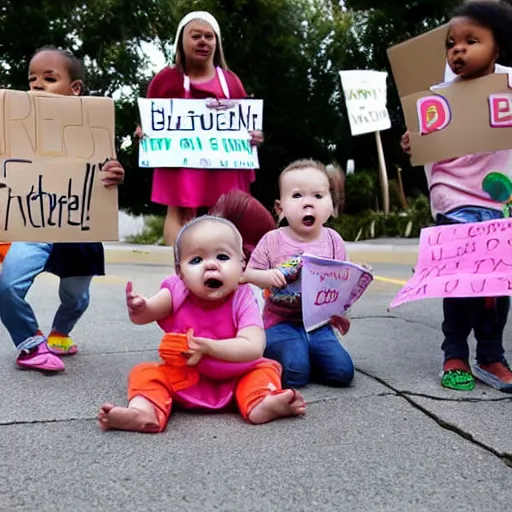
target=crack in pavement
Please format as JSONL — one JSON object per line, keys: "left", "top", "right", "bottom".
{"left": 356, "top": 368, "right": 512, "bottom": 468}
{"left": 401, "top": 391, "right": 512, "bottom": 403}
{"left": 306, "top": 392, "right": 396, "bottom": 405}
{"left": 0, "top": 417, "right": 96, "bottom": 427}
{"left": 2, "top": 368, "right": 510, "bottom": 469}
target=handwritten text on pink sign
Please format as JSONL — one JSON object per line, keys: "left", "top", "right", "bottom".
{"left": 390, "top": 219, "right": 512, "bottom": 308}
{"left": 301, "top": 254, "right": 373, "bottom": 332}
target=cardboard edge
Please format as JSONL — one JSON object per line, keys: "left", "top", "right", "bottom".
{"left": 387, "top": 24, "right": 448, "bottom": 98}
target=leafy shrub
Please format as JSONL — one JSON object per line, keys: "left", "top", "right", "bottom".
{"left": 344, "top": 170, "right": 379, "bottom": 213}
{"left": 125, "top": 195, "right": 432, "bottom": 245}
{"left": 125, "top": 215, "right": 165, "bottom": 245}
{"left": 330, "top": 195, "right": 432, "bottom": 241}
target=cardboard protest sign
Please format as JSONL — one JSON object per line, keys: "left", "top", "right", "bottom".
{"left": 339, "top": 70, "right": 391, "bottom": 136}
{"left": 390, "top": 218, "right": 512, "bottom": 309}
{"left": 0, "top": 90, "right": 118, "bottom": 242}
{"left": 138, "top": 98, "right": 263, "bottom": 169}
{"left": 387, "top": 5, "right": 512, "bottom": 166}
{"left": 401, "top": 72, "right": 512, "bottom": 166}
{"left": 301, "top": 254, "right": 373, "bottom": 332}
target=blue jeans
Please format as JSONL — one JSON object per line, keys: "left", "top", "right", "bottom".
{"left": 436, "top": 206, "right": 509, "bottom": 364}
{"left": 0, "top": 242, "right": 92, "bottom": 349}
{"left": 264, "top": 322, "right": 355, "bottom": 388}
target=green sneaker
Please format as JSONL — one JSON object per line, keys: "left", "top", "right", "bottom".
{"left": 441, "top": 369, "right": 475, "bottom": 391}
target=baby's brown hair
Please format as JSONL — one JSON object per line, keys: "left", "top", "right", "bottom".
{"left": 31, "top": 46, "right": 86, "bottom": 94}
{"left": 278, "top": 159, "right": 345, "bottom": 217}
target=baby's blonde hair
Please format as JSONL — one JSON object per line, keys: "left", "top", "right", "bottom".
{"left": 278, "top": 159, "right": 345, "bottom": 217}
{"left": 174, "top": 215, "right": 243, "bottom": 272}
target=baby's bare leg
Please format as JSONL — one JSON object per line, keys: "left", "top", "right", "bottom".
{"left": 98, "top": 396, "right": 162, "bottom": 433}
{"left": 248, "top": 389, "right": 306, "bottom": 424}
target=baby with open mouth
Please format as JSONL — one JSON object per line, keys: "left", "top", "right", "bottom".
{"left": 98, "top": 216, "right": 306, "bottom": 433}
{"left": 243, "top": 159, "right": 354, "bottom": 390}
{"left": 302, "top": 214, "right": 316, "bottom": 227}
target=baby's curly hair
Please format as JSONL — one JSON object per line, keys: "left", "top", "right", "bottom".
{"left": 451, "top": 1, "right": 512, "bottom": 66}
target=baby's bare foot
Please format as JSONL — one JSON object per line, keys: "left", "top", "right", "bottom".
{"left": 248, "top": 389, "right": 306, "bottom": 424}
{"left": 98, "top": 403, "right": 161, "bottom": 433}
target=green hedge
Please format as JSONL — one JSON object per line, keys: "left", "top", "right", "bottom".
{"left": 330, "top": 195, "right": 432, "bottom": 241}
{"left": 126, "top": 194, "right": 432, "bottom": 245}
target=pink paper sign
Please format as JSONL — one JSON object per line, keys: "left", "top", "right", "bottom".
{"left": 301, "top": 254, "right": 373, "bottom": 332}
{"left": 390, "top": 218, "right": 512, "bottom": 309}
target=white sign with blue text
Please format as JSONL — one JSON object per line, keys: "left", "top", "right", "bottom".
{"left": 137, "top": 98, "right": 263, "bottom": 169}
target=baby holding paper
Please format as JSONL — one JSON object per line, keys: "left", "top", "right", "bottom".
{"left": 401, "top": 1, "right": 512, "bottom": 392}
{"left": 98, "top": 216, "right": 305, "bottom": 433}
{"left": 242, "top": 159, "right": 355, "bottom": 388}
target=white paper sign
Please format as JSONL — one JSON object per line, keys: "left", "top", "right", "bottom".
{"left": 301, "top": 254, "right": 373, "bottom": 332}
{"left": 339, "top": 70, "right": 391, "bottom": 136}
{"left": 137, "top": 98, "right": 263, "bottom": 169}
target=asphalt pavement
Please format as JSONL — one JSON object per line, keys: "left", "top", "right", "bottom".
{"left": 0, "top": 241, "right": 510, "bottom": 512}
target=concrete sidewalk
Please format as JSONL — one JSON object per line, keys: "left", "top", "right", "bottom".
{"left": 1, "top": 263, "right": 510, "bottom": 512}
{"left": 104, "top": 238, "right": 420, "bottom": 266}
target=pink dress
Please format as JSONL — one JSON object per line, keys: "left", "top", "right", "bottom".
{"left": 150, "top": 68, "right": 256, "bottom": 208}
{"left": 157, "top": 276, "right": 273, "bottom": 410}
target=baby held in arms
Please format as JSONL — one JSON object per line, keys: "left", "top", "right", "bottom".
{"left": 98, "top": 216, "right": 305, "bottom": 433}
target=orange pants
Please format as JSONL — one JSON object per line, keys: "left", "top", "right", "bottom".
{"left": 128, "top": 361, "right": 282, "bottom": 432}
{"left": 0, "top": 243, "right": 10, "bottom": 263}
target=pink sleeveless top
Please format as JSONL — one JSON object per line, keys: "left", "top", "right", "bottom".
{"left": 157, "top": 276, "right": 270, "bottom": 409}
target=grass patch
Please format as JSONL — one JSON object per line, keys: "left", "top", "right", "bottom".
{"left": 125, "top": 215, "right": 165, "bottom": 245}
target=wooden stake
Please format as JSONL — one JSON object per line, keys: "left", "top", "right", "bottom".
{"left": 396, "top": 166, "right": 408, "bottom": 209}
{"left": 375, "top": 130, "right": 390, "bottom": 214}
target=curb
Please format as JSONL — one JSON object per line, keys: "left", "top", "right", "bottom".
{"left": 103, "top": 242, "right": 419, "bottom": 266}
{"left": 105, "top": 244, "right": 175, "bottom": 266}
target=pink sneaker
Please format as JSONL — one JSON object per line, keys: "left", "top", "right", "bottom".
{"left": 16, "top": 343, "right": 65, "bottom": 372}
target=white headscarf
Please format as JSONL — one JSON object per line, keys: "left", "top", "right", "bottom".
{"left": 171, "top": 11, "right": 222, "bottom": 63}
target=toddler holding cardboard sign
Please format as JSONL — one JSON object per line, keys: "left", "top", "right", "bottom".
{"left": 400, "top": 1, "right": 512, "bottom": 392}
{"left": 0, "top": 46, "right": 124, "bottom": 372}
{"left": 98, "top": 216, "right": 305, "bottom": 433}
{"left": 243, "top": 159, "right": 355, "bottom": 389}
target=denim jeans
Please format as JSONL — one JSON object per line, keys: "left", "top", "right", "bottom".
{"left": 436, "top": 206, "right": 509, "bottom": 364}
{"left": 264, "top": 322, "right": 355, "bottom": 388}
{"left": 0, "top": 242, "right": 92, "bottom": 349}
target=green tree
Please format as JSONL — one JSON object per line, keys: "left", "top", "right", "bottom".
{"left": 342, "top": 0, "right": 460, "bottom": 198}
{"left": 120, "top": 0, "right": 359, "bottom": 213}
{"left": 0, "top": 0, "right": 466, "bottom": 216}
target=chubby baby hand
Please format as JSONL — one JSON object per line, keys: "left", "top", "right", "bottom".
{"left": 183, "top": 334, "right": 212, "bottom": 366}
{"left": 125, "top": 281, "right": 147, "bottom": 316}
{"left": 330, "top": 315, "right": 351, "bottom": 336}
{"left": 249, "top": 130, "right": 264, "bottom": 146}
{"left": 101, "top": 159, "right": 125, "bottom": 188}
{"left": 400, "top": 131, "right": 411, "bottom": 156}
{"left": 267, "top": 268, "right": 287, "bottom": 288}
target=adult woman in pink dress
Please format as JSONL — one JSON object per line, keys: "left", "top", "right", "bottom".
{"left": 140, "top": 11, "right": 264, "bottom": 246}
